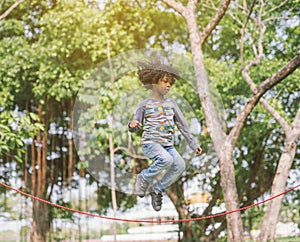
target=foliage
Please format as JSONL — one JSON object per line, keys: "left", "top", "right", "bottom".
{"left": 0, "top": 0, "right": 299, "bottom": 240}
{"left": 0, "top": 110, "right": 42, "bottom": 162}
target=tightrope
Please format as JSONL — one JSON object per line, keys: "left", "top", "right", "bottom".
{"left": 0, "top": 181, "right": 299, "bottom": 224}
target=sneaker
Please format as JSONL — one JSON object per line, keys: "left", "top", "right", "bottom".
{"left": 150, "top": 188, "right": 163, "bottom": 211}
{"left": 134, "top": 174, "right": 149, "bottom": 198}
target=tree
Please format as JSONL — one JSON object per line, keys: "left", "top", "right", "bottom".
{"left": 1, "top": 0, "right": 299, "bottom": 240}
{"left": 233, "top": 1, "right": 300, "bottom": 240}
{"left": 1, "top": 0, "right": 189, "bottom": 240}
{"left": 161, "top": 0, "right": 300, "bottom": 241}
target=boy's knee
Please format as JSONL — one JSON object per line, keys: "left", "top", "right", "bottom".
{"left": 180, "top": 161, "right": 186, "bottom": 172}
{"left": 176, "top": 158, "right": 186, "bottom": 173}
{"left": 159, "top": 154, "right": 173, "bottom": 169}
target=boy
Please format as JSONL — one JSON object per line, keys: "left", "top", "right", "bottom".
{"left": 128, "top": 60, "right": 202, "bottom": 211}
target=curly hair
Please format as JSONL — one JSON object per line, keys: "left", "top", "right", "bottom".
{"left": 137, "top": 60, "right": 180, "bottom": 89}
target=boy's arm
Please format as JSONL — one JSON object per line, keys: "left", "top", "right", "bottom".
{"left": 128, "top": 102, "right": 145, "bottom": 133}
{"left": 173, "top": 100, "right": 201, "bottom": 151}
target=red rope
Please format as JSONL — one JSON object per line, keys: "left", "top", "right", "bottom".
{"left": 0, "top": 181, "right": 299, "bottom": 224}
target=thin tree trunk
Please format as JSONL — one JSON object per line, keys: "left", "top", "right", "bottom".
{"left": 109, "top": 121, "right": 117, "bottom": 241}
{"left": 42, "top": 120, "right": 48, "bottom": 194}
{"left": 85, "top": 180, "right": 90, "bottom": 241}
{"left": 258, "top": 108, "right": 300, "bottom": 242}
{"left": 107, "top": 40, "right": 117, "bottom": 241}
{"left": 50, "top": 98, "right": 55, "bottom": 182}
{"left": 68, "top": 99, "right": 74, "bottom": 180}
{"left": 31, "top": 138, "right": 36, "bottom": 195}
{"left": 62, "top": 107, "right": 67, "bottom": 185}
{"left": 24, "top": 98, "right": 30, "bottom": 187}
{"left": 30, "top": 101, "right": 49, "bottom": 242}
{"left": 78, "top": 179, "right": 82, "bottom": 242}
{"left": 167, "top": 185, "right": 193, "bottom": 241}
{"left": 37, "top": 102, "right": 42, "bottom": 197}
{"left": 241, "top": 42, "right": 300, "bottom": 240}
{"left": 24, "top": 143, "right": 28, "bottom": 186}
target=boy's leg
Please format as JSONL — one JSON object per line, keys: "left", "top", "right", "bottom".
{"left": 134, "top": 173, "right": 149, "bottom": 198}
{"left": 152, "top": 146, "right": 185, "bottom": 192}
{"left": 147, "top": 145, "right": 185, "bottom": 211}
{"left": 135, "top": 142, "right": 173, "bottom": 207}
{"left": 140, "top": 142, "right": 174, "bottom": 188}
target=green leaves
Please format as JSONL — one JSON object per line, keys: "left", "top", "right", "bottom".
{"left": 0, "top": 0, "right": 298, "bottom": 239}
{"left": 0, "top": 110, "right": 42, "bottom": 162}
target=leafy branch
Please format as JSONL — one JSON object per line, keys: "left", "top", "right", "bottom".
{"left": 0, "top": 0, "right": 25, "bottom": 20}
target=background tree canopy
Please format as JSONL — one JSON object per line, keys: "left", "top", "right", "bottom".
{"left": 0, "top": 0, "right": 299, "bottom": 241}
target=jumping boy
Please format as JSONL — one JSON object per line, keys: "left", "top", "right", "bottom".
{"left": 128, "top": 60, "right": 202, "bottom": 211}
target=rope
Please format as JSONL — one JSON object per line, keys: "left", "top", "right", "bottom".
{"left": 0, "top": 181, "right": 299, "bottom": 224}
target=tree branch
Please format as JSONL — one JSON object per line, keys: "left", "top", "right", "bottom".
{"left": 162, "top": 0, "right": 186, "bottom": 16}
{"left": 260, "top": 98, "right": 290, "bottom": 133}
{"left": 290, "top": 108, "right": 300, "bottom": 140}
{"left": 265, "top": 0, "right": 289, "bottom": 15}
{"left": 113, "top": 146, "right": 148, "bottom": 160}
{"left": 229, "top": 53, "right": 300, "bottom": 148}
{"left": 239, "top": 0, "right": 291, "bottom": 133}
{"left": 0, "top": 0, "right": 25, "bottom": 21}
{"left": 200, "top": 0, "right": 231, "bottom": 45}
{"left": 259, "top": 54, "right": 300, "bottom": 91}
{"left": 242, "top": 60, "right": 290, "bottom": 133}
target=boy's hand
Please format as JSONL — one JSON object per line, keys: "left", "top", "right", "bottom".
{"left": 195, "top": 147, "right": 202, "bottom": 155}
{"left": 129, "top": 120, "right": 142, "bottom": 129}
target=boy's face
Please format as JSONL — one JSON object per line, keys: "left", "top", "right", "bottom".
{"left": 153, "top": 75, "right": 173, "bottom": 95}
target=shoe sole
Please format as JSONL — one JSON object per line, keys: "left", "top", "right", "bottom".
{"left": 150, "top": 192, "right": 162, "bottom": 211}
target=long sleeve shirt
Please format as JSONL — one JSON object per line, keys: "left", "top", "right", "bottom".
{"left": 129, "top": 98, "right": 199, "bottom": 151}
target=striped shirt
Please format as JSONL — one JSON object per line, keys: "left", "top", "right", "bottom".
{"left": 129, "top": 98, "right": 199, "bottom": 150}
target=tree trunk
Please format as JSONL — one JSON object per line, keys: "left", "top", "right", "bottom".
{"left": 258, "top": 109, "right": 300, "bottom": 242}
{"left": 162, "top": 2, "right": 300, "bottom": 241}
{"left": 24, "top": 99, "right": 30, "bottom": 187}
{"left": 161, "top": 1, "right": 243, "bottom": 240}
{"left": 30, "top": 101, "right": 50, "bottom": 242}
{"left": 219, "top": 145, "right": 244, "bottom": 241}
{"left": 68, "top": 99, "right": 74, "bottom": 180}
{"left": 24, "top": 143, "right": 28, "bottom": 186}
{"left": 37, "top": 102, "right": 42, "bottom": 197}
{"left": 107, "top": 40, "right": 117, "bottom": 241}
{"left": 185, "top": 9, "right": 244, "bottom": 242}
{"left": 30, "top": 200, "right": 49, "bottom": 242}
{"left": 62, "top": 114, "right": 67, "bottom": 184}
{"left": 78, "top": 180, "right": 82, "bottom": 242}
{"left": 50, "top": 98, "right": 55, "bottom": 183}
{"left": 241, "top": 48, "right": 300, "bottom": 241}
{"left": 42, "top": 120, "right": 48, "bottom": 194}
{"left": 109, "top": 117, "right": 117, "bottom": 241}
{"left": 167, "top": 184, "right": 193, "bottom": 241}
{"left": 31, "top": 138, "right": 36, "bottom": 195}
